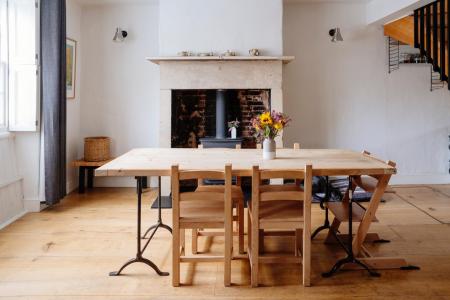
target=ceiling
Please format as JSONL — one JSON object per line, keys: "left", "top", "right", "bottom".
{"left": 285, "top": 0, "right": 368, "bottom": 2}
{"left": 75, "top": 0, "right": 157, "bottom": 6}
{"left": 75, "top": 0, "right": 369, "bottom": 6}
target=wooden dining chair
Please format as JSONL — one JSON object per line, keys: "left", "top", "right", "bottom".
{"left": 325, "top": 151, "right": 396, "bottom": 244}
{"left": 194, "top": 144, "right": 245, "bottom": 254}
{"left": 353, "top": 151, "right": 397, "bottom": 194}
{"left": 171, "top": 164, "right": 233, "bottom": 287}
{"left": 248, "top": 164, "right": 313, "bottom": 287}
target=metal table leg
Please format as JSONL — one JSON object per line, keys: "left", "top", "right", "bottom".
{"left": 322, "top": 176, "right": 380, "bottom": 278}
{"left": 143, "top": 176, "right": 172, "bottom": 238}
{"left": 109, "top": 177, "right": 169, "bottom": 276}
{"left": 87, "top": 167, "right": 94, "bottom": 189}
{"left": 311, "top": 176, "right": 333, "bottom": 239}
{"left": 78, "top": 166, "right": 86, "bottom": 194}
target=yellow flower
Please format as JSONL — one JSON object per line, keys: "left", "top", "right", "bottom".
{"left": 274, "top": 122, "right": 283, "bottom": 130}
{"left": 259, "top": 112, "right": 272, "bottom": 125}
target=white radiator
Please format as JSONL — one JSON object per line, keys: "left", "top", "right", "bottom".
{"left": 0, "top": 133, "right": 25, "bottom": 229}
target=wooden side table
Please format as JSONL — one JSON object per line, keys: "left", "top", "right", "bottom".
{"left": 71, "top": 158, "right": 113, "bottom": 193}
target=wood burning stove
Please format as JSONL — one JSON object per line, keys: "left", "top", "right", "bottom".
{"left": 200, "top": 89, "right": 242, "bottom": 148}
{"left": 171, "top": 89, "right": 270, "bottom": 149}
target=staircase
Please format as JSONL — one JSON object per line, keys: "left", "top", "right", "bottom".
{"left": 384, "top": 0, "right": 449, "bottom": 91}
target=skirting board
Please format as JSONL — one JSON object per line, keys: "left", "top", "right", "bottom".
{"left": 0, "top": 210, "right": 27, "bottom": 230}
{"left": 391, "top": 174, "right": 450, "bottom": 185}
{"left": 24, "top": 198, "right": 42, "bottom": 212}
{"left": 66, "top": 179, "right": 78, "bottom": 194}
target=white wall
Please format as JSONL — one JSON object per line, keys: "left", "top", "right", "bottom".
{"left": 80, "top": 2, "right": 160, "bottom": 187}
{"left": 14, "top": 132, "right": 41, "bottom": 210}
{"left": 385, "top": 65, "right": 450, "bottom": 183}
{"left": 159, "top": 0, "right": 283, "bottom": 56}
{"left": 283, "top": 2, "right": 450, "bottom": 184}
{"left": 0, "top": 133, "right": 25, "bottom": 228}
{"left": 66, "top": 0, "right": 83, "bottom": 193}
{"left": 71, "top": 0, "right": 450, "bottom": 187}
{"left": 367, "top": 0, "right": 434, "bottom": 25}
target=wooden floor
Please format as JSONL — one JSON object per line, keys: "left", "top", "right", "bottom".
{"left": 1, "top": 185, "right": 450, "bottom": 299}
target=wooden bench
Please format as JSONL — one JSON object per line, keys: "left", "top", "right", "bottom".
{"left": 71, "top": 158, "right": 113, "bottom": 193}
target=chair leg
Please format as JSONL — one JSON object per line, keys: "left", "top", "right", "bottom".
{"left": 172, "top": 226, "right": 180, "bottom": 287}
{"left": 247, "top": 209, "right": 252, "bottom": 254}
{"left": 251, "top": 220, "right": 259, "bottom": 288}
{"left": 192, "top": 229, "right": 198, "bottom": 254}
{"left": 180, "top": 229, "right": 185, "bottom": 256}
{"left": 295, "top": 229, "right": 302, "bottom": 256}
{"left": 224, "top": 222, "right": 232, "bottom": 287}
{"left": 238, "top": 200, "right": 245, "bottom": 254}
{"left": 258, "top": 229, "right": 264, "bottom": 254}
{"left": 303, "top": 227, "right": 311, "bottom": 287}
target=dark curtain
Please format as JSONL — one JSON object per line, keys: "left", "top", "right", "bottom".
{"left": 41, "top": 0, "right": 67, "bottom": 205}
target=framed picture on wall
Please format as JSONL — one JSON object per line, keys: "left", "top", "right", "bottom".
{"left": 66, "top": 38, "right": 77, "bottom": 99}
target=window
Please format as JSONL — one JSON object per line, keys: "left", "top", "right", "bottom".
{"left": 0, "top": 0, "right": 39, "bottom": 132}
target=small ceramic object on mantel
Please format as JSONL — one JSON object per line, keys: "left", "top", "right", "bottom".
{"left": 222, "top": 50, "right": 237, "bottom": 57}
{"left": 248, "top": 48, "right": 260, "bottom": 56}
{"left": 251, "top": 111, "right": 291, "bottom": 160}
{"left": 198, "top": 51, "right": 215, "bottom": 57}
{"left": 177, "top": 51, "right": 192, "bottom": 57}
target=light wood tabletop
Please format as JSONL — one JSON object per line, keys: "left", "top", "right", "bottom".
{"left": 95, "top": 148, "right": 396, "bottom": 177}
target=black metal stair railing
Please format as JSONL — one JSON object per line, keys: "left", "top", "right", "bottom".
{"left": 413, "top": 0, "right": 449, "bottom": 90}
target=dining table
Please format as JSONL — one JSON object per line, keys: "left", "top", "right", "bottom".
{"left": 95, "top": 147, "right": 413, "bottom": 277}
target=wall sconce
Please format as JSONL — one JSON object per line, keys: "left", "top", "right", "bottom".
{"left": 113, "top": 27, "right": 128, "bottom": 42}
{"left": 329, "top": 28, "right": 343, "bottom": 42}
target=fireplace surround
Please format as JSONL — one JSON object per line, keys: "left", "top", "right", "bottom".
{"left": 148, "top": 56, "right": 293, "bottom": 194}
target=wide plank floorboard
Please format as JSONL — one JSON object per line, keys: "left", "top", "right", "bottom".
{"left": 1, "top": 186, "right": 450, "bottom": 299}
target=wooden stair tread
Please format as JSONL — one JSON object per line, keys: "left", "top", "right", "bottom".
{"left": 384, "top": 15, "right": 414, "bottom": 46}
{"left": 327, "top": 201, "right": 378, "bottom": 223}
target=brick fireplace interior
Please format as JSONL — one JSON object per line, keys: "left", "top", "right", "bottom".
{"left": 171, "top": 89, "right": 271, "bottom": 148}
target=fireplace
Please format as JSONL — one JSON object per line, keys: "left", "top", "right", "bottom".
{"left": 148, "top": 56, "right": 292, "bottom": 195}
{"left": 171, "top": 89, "right": 270, "bottom": 149}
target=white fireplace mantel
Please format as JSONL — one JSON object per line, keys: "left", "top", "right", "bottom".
{"left": 146, "top": 56, "right": 295, "bottom": 64}
{"left": 151, "top": 55, "right": 294, "bottom": 146}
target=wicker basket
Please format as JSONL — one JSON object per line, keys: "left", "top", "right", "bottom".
{"left": 84, "top": 137, "right": 111, "bottom": 162}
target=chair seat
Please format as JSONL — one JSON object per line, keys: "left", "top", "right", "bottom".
{"left": 180, "top": 201, "right": 225, "bottom": 225}
{"left": 249, "top": 200, "right": 304, "bottom": 229}
{"left": 196, "top": 185, "right": 244, "bottom": 202}
{"left": 353, "top": 176, "right": 395, "bottom": 194}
